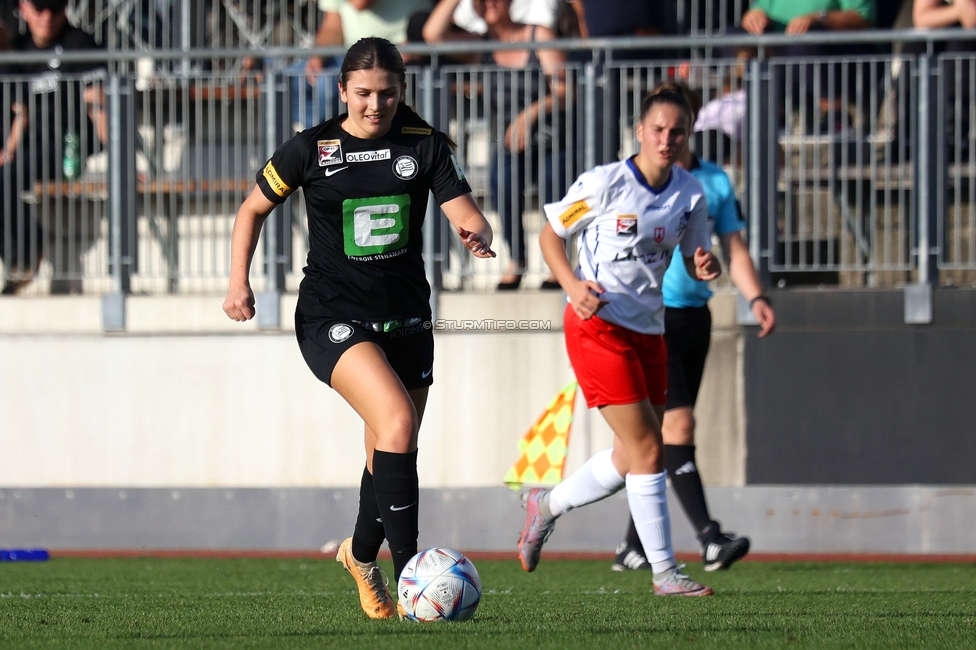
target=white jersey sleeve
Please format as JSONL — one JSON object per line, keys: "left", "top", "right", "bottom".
{"left": 543, "top": 169, "right": 606, "bottom": 238}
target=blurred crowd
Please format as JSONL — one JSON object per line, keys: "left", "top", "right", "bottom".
{"left": 3, "top": 0, "right": 975, "bottom": 295}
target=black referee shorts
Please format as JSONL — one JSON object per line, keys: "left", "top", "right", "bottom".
{"left": 664, "top": 305, "right": 712, "bottom": 411}
{"left": 295, "top": 306, "right": 434, "bottom": 390}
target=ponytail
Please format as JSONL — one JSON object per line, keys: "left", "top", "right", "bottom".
{"left": 640, "top": 82, "right": 695, "bottom": 125}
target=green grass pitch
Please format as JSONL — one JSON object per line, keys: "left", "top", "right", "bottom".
{"left": 1, "top": 557, "right": 975, "bottom": 649}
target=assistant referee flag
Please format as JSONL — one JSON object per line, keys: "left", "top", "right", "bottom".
{"left": 504, "top": 381, "right": 577, "bottom": 489}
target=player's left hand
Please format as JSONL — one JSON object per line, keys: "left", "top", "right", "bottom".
{"left": 457, "top": 226, "right": 496, "bottom": 258}
{"left": 693, "top": 246, "right": 722, "bottom": 281}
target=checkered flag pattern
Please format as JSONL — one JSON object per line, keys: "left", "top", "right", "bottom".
{"left": 503, "top": 381, "right": 577, "bottom": 489}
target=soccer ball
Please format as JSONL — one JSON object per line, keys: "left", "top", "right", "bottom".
{"left": 397, "top": 548, "right": 482, "bottom": 622}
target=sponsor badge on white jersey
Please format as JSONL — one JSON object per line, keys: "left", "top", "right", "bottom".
{"left": 616, "top": 215, "right": 637, "bottom": 236}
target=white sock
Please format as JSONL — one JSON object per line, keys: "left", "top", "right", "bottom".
{"left": 626, "top": 472, "right": 676, "bottom": 577}
{"left": 547, "top": 448, "right": 624, "bottom": 518}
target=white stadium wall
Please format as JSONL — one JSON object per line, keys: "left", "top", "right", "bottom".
{"left": 0, "top": 291, "right": 742, "bottom": 488}
{"left": 5, "top": 290, "right": 973, "bottom": 554}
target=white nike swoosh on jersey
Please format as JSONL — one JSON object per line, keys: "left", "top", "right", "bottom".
{"left": 324, "top": 166, "right": 349, "bottom": 177}
{"left": 421, "top": 367, "right": 433, "bottom": 379}
{"left": 390, "top": 502, "right": 417, "bottom": 512}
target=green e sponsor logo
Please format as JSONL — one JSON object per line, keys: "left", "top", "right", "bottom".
{"left": 342, "top": 195, "right": 411, "bottom": 257}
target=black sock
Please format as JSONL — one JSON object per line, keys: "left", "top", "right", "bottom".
{"left": 664, "top": 444, "right": 718, "bottom": 540}
{"left": 371, "top": 449, "right": 419, "bottom": 582}
{"left": 352, "top": 466, "right": 385, "bottom": 563}
{"left": 623, "top": 516, "right": 643, "bottom": 553}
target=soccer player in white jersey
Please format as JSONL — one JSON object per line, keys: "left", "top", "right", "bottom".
{"left": 517, "top": 86, "right": 721, "bottom": 596}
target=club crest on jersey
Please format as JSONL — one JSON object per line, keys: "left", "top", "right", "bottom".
{"left": 616, "top": 215, "right": 637, "bottom": 236}
{"left": 347, "top": 149, "right": 391, "bottom": 163}
{"left": 317, "top": 139, "right": 343, "bottom": 166}
{"left": 393, "top": 155, "right": 419, "bottom": 180}
{"left": 654, "top": 227, "right": 666, "bottom": 243}
{"left": 329, "top": 323, "right": 354, "bottom": 343}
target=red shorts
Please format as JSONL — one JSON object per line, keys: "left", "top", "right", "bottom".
{"left": 563, "top": 303, "right": 668, "bottom": 408}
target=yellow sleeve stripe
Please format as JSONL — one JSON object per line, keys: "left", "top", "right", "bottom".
{"left": 559, "top": 200, "right": 590, "bottom": 228}
{"left": 262, "top": 161, "right": 292, "bottom": 198}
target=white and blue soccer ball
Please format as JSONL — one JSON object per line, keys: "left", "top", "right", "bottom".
{"left": 397, "top": 548, "right": 482, "bottom": 622}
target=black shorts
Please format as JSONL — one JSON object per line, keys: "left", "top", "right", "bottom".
{"left": 295, "top": 306, "right": 434, "bottom": 390}
{"left": 664, "top": 305, "right": 712, "bottom": 411}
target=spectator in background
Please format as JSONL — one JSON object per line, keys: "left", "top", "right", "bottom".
{"left": 913, "top": 0, "right": 976, "bottom": 30}
{"left": 424, "top": 0, "right": 565, "bottom": 290}
{"left": 563, "top": 0, "right": 673, "bottom": 165}
{"left": 675, "top": 59, "right": 747, "bottom": 165}
{"left": 565, "top": 0, "right": 666, "bottom": 43}
{"left": 0, "top": 15, "right": 22, "bottom": 293}
{"left": 913, "top": 0, "right": 976, "bottom": 155}
{"left": 734, "top": 0, "right": 877, "bottom": 130}
{"left": 740, "top": 0, "right": 876, "bottom": 36}
{"left": 0, "top": 0, "right": 106, "bottom": 295}
{"left": 452, "top": 0, "right": 558, "bottom": 33}
{"left": 288, "top": 0, "right": 432, "bottom": 129}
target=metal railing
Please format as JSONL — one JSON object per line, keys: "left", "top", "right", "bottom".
{"left": 2, "top": 31, "right": 976, "bottom": 304}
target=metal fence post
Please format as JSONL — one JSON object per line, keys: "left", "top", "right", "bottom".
{"left": 257, "top": 68, "right": 285, "bottom": 330}
{"left": 415, "top": 65, "right": 439, "bottom": 320}
{"left": 741, "top": 58, "right": 772, "bottom": 325}
{"left": 747, "top": 57, "right": 771, "bottom": 284}
{"left": 103, "top": 71, "right": 135, "bottom": 331}
{"left": 907, "top": 53, "right": 939, "bottom": 324}
{"left": 583, "top": 58, "right": 598, "bottom": 173}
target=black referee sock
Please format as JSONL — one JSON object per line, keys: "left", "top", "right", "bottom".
{"left": 664, "top": 444, "right": 717, "bottom": 540}
{"left": 351, "top": 466, "right": 386, "bottom": 564}
{"left": 623, "top": 516, "right": 643, "bottom": 551}
{"left": 371, "top": 449, "right": 419, "bottom": 582}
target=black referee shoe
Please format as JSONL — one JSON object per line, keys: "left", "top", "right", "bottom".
{"left": 701, "top": 532, "right": 750, "bottom": 572}
{"left": 611, "top": 542, "right": 652, "bottom": 571}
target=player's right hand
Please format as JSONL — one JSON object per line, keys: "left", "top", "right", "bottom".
{"left": 569, "top": 279, "right": 607, "bottom": 320}
{"left": 223, "top": 286, "right": 255, "bottom": 321}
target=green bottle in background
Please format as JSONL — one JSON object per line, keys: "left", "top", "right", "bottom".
{"left": 63, "top": 132, "right": 82, "bottom": 179}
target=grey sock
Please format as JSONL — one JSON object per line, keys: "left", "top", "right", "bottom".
{"left": 540, "top": 490, "right": 556, "bottom": 523}
{"left": 652, "top": 564, "right": 678, "bottom": 584}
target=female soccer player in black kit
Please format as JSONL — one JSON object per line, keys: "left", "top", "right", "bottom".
{"left": 223, "top": 37, "right": 495, "bottom": 620}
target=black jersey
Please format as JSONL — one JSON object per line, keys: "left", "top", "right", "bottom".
{"left": 256, "top": 108, "right": 471, "bottom": 321}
